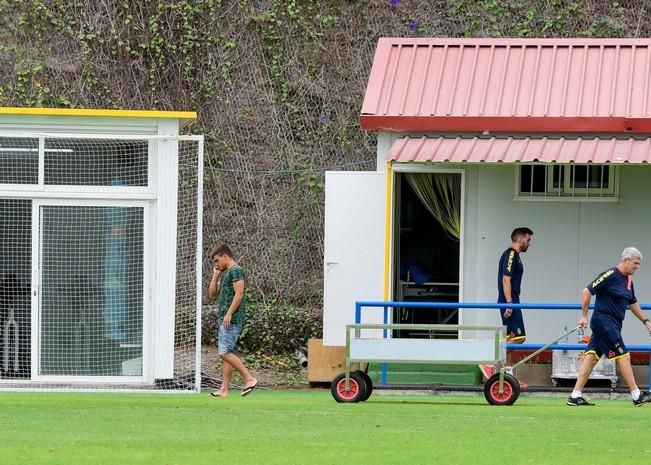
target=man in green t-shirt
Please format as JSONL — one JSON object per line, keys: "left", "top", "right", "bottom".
{"left": 208, "top": 245, "right": 257, "bottom": 397}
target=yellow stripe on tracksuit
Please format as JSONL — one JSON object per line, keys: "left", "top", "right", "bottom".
{"left": 583, "top": 350, "right": 599, "bottom": 360}
{"left": 584, "top": 349, "right": 630, "bottom": 361}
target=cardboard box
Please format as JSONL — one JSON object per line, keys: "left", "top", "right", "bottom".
{"left": 307, "top": 339, "right": 346, "bottom": 382}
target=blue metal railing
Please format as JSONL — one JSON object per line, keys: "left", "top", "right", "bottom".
{"left": 355, "top": 301, "right": 651, "bottom": 387}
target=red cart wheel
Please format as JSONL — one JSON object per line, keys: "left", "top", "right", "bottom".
{"left": 354, "top": 370, "right": 373, "bottom": 402}
{"left": 331, "top": 372, "right": 366, "bottom": 403}
{"left": 484, "top": 373, "right": 520, "bottom": 405}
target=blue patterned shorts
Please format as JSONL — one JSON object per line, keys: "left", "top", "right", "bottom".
{"left": 217, "top": 322, "right": 242, "bottom": 355}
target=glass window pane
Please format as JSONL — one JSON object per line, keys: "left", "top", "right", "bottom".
{"left": 44, "top": 139, "right": 148, "bottom": 186}
{"left": 570, "top": 165, "right": 588, "bottom": 188}
{"left": 601, "top": 166, "right": 610, "bottom": 187}
{"left": 551, "top": 165, "right": 564, "bottom": 189}
{"left": 520, "top": 165, "right": 547, "bottom": 193}
{"left": 531, "top": 165, "right": 546, "bottom": 192}
{"left": 0, "top": 137, "right": 38, "bottom": 184}
{"left": 519, "top": 165, "right": 533, "bottom": 193}
{"left": 569, "top": 165, "right": 609, "bottom": 189}
{"left": 588, "top": 165, "right": 608, "bottom": 188}
{"left": 39, "top": 205, "right": 144, "bottom": 376}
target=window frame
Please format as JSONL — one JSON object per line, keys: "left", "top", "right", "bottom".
{"left": 515, "top": 164, "right": 618, "bottom": 201}
{"left": 0, "top": 134, "right": 155, "bottom": 200}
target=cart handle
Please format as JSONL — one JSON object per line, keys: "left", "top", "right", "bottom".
{"left": 510, "top": 326, "right": 581, "bottom": 370}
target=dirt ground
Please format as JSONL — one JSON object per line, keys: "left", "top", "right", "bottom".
{"left": 201, "top": 345, "right": 309, "bottom": 389}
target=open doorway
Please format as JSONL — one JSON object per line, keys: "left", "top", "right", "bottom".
{"left": 393, "top": 171, "right": 462, "bottom": 338}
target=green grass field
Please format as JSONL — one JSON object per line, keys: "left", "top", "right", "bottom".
{"left": 1, "top": 389, "right": 651, "bottom": 465}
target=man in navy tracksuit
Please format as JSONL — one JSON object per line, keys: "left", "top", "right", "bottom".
{"left": 567, "top": 247, "right": 651, "bottom": 406}
{"left": 479, "top": 227, "right": 533, "bottom": 381}
{"left": 497, "top": 227, "right": 534, "bottom": 344}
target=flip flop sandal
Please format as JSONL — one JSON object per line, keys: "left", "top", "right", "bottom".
{"left": 241, "top": 382, "right": 258, "bottom": 397}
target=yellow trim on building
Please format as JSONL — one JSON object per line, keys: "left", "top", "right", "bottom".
{"left": 0, "top": 107, "right": 197, "bottom": 120}
{"left": 383, "top": 162, "right": 393, "bottom": 301}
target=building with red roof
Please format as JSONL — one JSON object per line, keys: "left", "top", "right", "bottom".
{"left": 323, "top": 38, "right": 651, "bottom": 349}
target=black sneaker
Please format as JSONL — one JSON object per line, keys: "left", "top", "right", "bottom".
{"left": 633, "top": 391, "right": 651, "bottom": 406}
{"left": 567, "top": 396, "right": 595, "bottom": 406}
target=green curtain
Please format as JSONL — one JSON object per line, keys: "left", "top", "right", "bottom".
{"left": 404, "top": 172, "right": 461, "bottom": 241}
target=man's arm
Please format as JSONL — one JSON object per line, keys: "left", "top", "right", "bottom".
{"left": 629, "top": 302, "right": 651, "bottom": 335}
{"left": 502, "top": 275, "right": 513, "bottom": 318}
{"left": 222, "top": 279, "right": 244, "bottom": 329}
{"left": 578, "top": 287, "right": 592, "bottom": 328}
{"left": 208, "top": 266, "right": 221, "bottom": 299}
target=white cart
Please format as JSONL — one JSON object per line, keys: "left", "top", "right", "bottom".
{"left": 331, "top": 323, "right": 522, "bottom": 405}
{"left": 332, "top": 324, "right": 582, "bottom": 405}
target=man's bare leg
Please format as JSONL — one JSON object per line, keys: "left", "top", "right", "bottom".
{"left": 222, "top": 353, "right": 257, "bottom": 389}
{"left": 617, "top": 355, "right": 638, "bottom": 391}
{"left": 572, "top": 353, "right": 598, "bottom": 393}
{"left": 212, "top": 359, "right": 234, "bottom": 397}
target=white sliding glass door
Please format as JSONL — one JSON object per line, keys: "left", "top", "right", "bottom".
{"left": 33, "top": 201, "right": 147, "bottom": 382}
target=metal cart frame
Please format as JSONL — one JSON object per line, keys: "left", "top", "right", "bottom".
{"left": 332, "top": 323, "right": 580, "bottom": 405}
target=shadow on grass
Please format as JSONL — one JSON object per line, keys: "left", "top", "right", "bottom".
{"left": 366, "top": 399, "right": 491, "bottom": 406}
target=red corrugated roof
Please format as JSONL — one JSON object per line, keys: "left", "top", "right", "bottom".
{"left": 362, "top": 38, "right": 651, "bottom": 133}
{"left": 388, "top": 136, "right": 651, "bottom": 164}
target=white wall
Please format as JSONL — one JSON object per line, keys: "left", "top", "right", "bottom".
{"left": 461, "top": 164, "right": 651, "bottom": 345}
{"left": 376, "top": 131, "right": 651, "bottom": 344}
{"left": 151, "top": 120, "right": 180, "bottom": 378}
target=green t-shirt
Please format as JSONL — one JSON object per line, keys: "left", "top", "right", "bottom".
{"left": 217, "top": 264, "right": 246, "bottom": 325}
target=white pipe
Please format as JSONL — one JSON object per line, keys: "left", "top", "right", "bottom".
{"left": 194, "top": 136, "right": 205, "bottom": 392}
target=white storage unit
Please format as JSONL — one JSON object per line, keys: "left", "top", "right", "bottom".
{"left": 0, "top": 108, "right": 203, "bottom": 390}
{"left": 551, "top": 350, "right": 617, "bottom": 388}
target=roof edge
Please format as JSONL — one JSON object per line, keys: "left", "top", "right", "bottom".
{"left": 377, "top": 37, "right": 651, "bottom": 46}
{"left": 360, "top": 116, "right": 651, "bottom": 133}
{"left": 0, "top": 107, "right": 197, "bottom": 120}
{"left": 387, "top": 135, "right": 651, "bottom": 164}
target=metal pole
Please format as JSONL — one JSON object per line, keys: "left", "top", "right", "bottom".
{"left": 194, "top": 136, "right": 204, "bottom": 393}
{"left": 511, "top": 326, "right": 580, "bottom": 369}
{"left": 381, "top": 305, "right": 389, "bottom": 385}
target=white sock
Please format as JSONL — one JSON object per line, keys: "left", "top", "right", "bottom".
{"left": 571, "top": 390, "right": 582, "bottom": 399}
{"left": 631, "top": 388, "right": 641, "bottom": 401}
